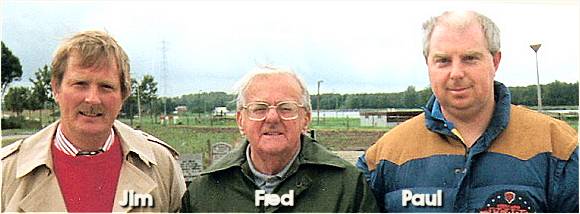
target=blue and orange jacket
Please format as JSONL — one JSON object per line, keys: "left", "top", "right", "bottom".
{"left": 357, "top": 81, "right": 578, "bottom": 212}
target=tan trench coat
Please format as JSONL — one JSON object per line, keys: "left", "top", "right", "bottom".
{"left": 1, "top": 120, "right": 186, "bottom": 212}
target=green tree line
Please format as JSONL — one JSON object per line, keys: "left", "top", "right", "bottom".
{"left": 4, "top": 73, "right": 578, "bottom": 120}
{"left": 153, "top": 81, "right": 577, "bottom": 114}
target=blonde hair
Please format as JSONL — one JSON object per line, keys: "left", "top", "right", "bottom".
{"left": 51, "top": 30, "right": 131, "bottom": 100}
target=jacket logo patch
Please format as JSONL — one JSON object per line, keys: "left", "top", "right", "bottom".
{"left": 504, "top": 192, "right": 515, "bottom": 204}
{"left": 480, "top": 190, "right": 535, "bottom": 213}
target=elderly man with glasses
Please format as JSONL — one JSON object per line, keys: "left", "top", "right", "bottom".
{"left": 181, "top": 66, "right": 378, "bottom": 212}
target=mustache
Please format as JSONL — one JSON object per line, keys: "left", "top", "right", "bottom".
{"left": 261, "top": 124, "right": 283, "bottom": 133}
{"left": 77, "top": 105, "right": 105, "bottom": 115}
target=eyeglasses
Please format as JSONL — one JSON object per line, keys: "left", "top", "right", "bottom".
{"left": 242, "top": 101, "right": 305, "bottom": 121}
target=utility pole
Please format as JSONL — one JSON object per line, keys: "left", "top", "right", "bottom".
{"left": 530, "top": 43, "right": 542, "bottom": 112}
{"left": 317, "top": 80, "right": 323, "bottom": 126}
{"left": 161, "top": 40, "right": 168, "bottom": 125}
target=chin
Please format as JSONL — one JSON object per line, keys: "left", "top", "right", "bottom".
{"left": 254, "top": 143, "right": 289, "bottom": 154}
{"left": 76, "top": 123, "right": 112, "bottom": 134}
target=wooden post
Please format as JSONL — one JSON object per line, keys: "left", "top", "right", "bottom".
{"left": 207, "top": 139, "right": 212, "bottom": 165}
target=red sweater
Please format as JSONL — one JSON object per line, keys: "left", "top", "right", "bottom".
{"left": 52, "top": 136, "right": 123, "bottom": 212}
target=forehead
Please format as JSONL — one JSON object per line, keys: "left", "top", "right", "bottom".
{"left": 65, "top": 53, "right": 119, "bottom": 79}
{"left": 245, "top": 74, "right": 303, "bottom": 103}
{"left": 429, "top": 21, "right": 487, "bottom": 54}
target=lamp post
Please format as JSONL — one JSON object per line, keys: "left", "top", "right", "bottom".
{"left": 198, "top": 90, "right": 202, "bottom": 119}
{"left": 137, "top": 83, "right": 142, "bottom": 126}
{"left": 317, "top": 80, "right": 324, "bottom": 126}
{"left": 530, "top": 43, "right": 542, "bottom": 112}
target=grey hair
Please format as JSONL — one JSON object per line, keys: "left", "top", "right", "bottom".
{"left": 422, "top": 11, "right": 501, "bottom": 59}
{"left": 234, "top": 65, "right": 312, "bottom": 112}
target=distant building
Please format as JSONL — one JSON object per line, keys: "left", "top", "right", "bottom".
{"left": 360, "top": 111, "right": 389, "bottom": 127}
{"left": 175, "top": 106, "right": 188, "bottom": 113}
{"left": 213, "top": 107, "right": 229, "bottom": 117}
{"left": 360, "top": 109, "right": 423, "bottom": 127}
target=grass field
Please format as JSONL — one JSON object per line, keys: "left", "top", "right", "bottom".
{"left": 123, "top": 116, "right": 389, "bottom": 154}
{"left": 2, "top": 111, "right": 578, "bottom": 155}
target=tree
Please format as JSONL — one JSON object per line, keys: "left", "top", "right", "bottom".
{"left": 1, "top": 41, "right": 23, "bottom": 95}
{"left": 4, "top": 86, "right": 31, "bottom": 116}
{"left": 122, "top": 78, "right": 140, "bottom": 125}
{"left": 138, "top": 75, "right": 158, "bottom": 116}
{"left": 402, "top": 86, "right": 420, "bottom": 108}
{"left": 30, "top": 65, "right": 54, "bottom": 126}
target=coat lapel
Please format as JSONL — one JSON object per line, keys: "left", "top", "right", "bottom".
{"left": 112, "top": 161, "right": 157, "bottom": 212}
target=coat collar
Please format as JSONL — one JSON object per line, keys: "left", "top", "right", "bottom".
{"left": 16, "top": 120, "right": 158, "bottom": 179}
{"left": 203, "top": 134, "right": 348, "bottom": 175}
{"left": 13, "top": 120, "right": 159, "bottom": 212}
{"left": 423, "top": 81, "right": 512, "bottom": 147}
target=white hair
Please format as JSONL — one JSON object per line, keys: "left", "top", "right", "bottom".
{"left": 233, "top": 65, "right": 312, "bottom": 112}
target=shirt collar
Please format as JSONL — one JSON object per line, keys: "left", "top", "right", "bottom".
{"left": 245, "top": 143, "right": 300, "bottom": 187}
{"left": 54, "top": 124, "right": 114, "bottom": 156}
{"left": 431, "top": 98, "right": 455, "bottom": 130}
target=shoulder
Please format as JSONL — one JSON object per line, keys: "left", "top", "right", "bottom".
{"left": 371, "top": 113, "right": 435, "bottom": 151}
{"left": 139, "top": 131, "right": 180, "bottom": 159}
{"left": 364, "top": 114, "right": 446, "bottom": 167}
{"left": 187, "top": 167, "right": 240, "bottom": 196}
{"left": 2, "top": 122, "right": 57, "bottom": 160}
{"left": 1, "top": 139, "right": 24, "bottom": 183}
{"left": 301, "top": 139, "right": 354, "bottom": 170}
{"left": 490, "top": 105, "right": 578, "bottom": 161}
{"left": 1, "top": 139, "right": 23, "bottom": 160}
{"left": 113, "top": 120, "right": 180, "bottom": 160}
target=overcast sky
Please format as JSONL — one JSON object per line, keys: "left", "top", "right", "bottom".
{"left": 2, "top": 0, "right": 578, "bottom": 97}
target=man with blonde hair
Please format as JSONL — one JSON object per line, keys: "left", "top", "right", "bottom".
{"left": 1, "top": 30, "right": 186, "bottom": 212}
{"left": 181, "top": 66, "right": 378, "bottom": 212}
{"left": 357, "top": 11, "right": 578, "bottom": 212}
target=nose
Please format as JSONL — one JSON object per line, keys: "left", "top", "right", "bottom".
{"left": 449, "top": 61, "right": 465, "bottom": 80}
{"left": 84, "top": 86, "right": 102, "bottom": 105}
{"left": 263, "top": 107, "right": 281, "bottom": 123}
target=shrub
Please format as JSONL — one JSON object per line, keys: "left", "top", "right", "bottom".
{"left": 1, "top": 116, "right": 41, "bottom": 129}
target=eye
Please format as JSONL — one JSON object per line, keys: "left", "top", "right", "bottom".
{"left": 72, "top": 81, "right": 88, "bottom": 88}
{"left": 101, "top": 84, "right": 115, "bottom": 91}
{"left": 248, "top": 104, "right": 268, "bottom": 112}
{"left": 463, "top": 55, "right": 479, "bottom": 62}
{"left": 278, "top": 103, "right": 296, "bottom": 113}
{"left": 435, "top": 57, "right": 450, "bottom": 64}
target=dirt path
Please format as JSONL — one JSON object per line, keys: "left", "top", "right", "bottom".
{"left": 333, "top": 150, "right": 365, "bottom": 165}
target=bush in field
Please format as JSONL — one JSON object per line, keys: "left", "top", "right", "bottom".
{"left": 1, "top": 116, "right": 41, "bottom": 129}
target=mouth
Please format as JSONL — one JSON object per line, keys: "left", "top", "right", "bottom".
{"left": 448, "top": 86, "right": 470, "bottom": 92}
{"left": 79, "top": 110, "right": 103, "bottom": 117}
{"left": 262, "top": 131, "right": 283, "bottom": 136}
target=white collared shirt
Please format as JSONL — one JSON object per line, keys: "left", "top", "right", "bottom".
{"left": 53, "top": 124, "right": 114, "bottom": 156}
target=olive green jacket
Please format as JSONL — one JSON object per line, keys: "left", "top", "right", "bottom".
{"left": 182, "top": 135, "right": 379, "bottom": 212}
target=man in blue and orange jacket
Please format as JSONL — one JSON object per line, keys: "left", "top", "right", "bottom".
{"left": 357, "top": 11, "right": 578, "bottom": 212}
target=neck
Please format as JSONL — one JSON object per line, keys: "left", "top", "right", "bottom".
{"left": 442, "top": 101, "right": 495, "bottom": 148}
{"left": 249, "top": 146, "right": 299, "bottom": 175}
